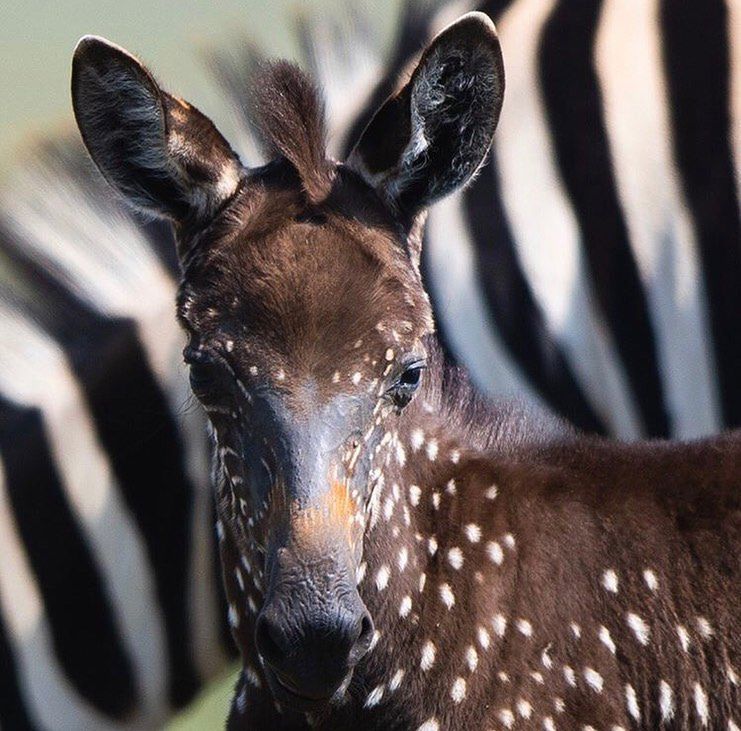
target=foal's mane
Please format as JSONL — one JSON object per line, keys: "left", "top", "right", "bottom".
{"left": 251, "top": 62, "right": 334, "bottom": 204}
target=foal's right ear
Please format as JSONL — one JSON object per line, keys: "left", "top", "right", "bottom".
{"left": 72, "top": 36, "right": 244, "bottom": 224}
{"left": 347, "top": 12, "right": 504, "bottom": 217}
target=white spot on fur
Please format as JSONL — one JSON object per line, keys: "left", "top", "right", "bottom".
{"left": 409, "top": 484, "right": 421, "bottom": 506}
{"left": 696, "top": 616, "right": 713, "bottom": 639}
{"left": 419, "top": 573, "right": 427, "bottom": 593}
{"left": 228, "top": 604, "right": 239, "bottom": 628}
{"left": 426, "top": 440, "right": 439, "bottom": 461}
{"left": 499, "top": 709, "right": 515, "bottom": 728}
{"left": 375, "top": 565, "right": 390, "bottom": 591}
{"left": 466, "top": 645, "right": 478, "bottom": 672}
{"left": 398, "top": 547, "right": 408, "bottom": 572}
{"left": 421, "top": 641, "right": 436, "bottom": 671}
{"left": 477, "top": 626, "right": 491, "bottom": 650}
{"left": 364, "top": 685, "right": 384, "bottom": 708}
{"left": 400, "top": 596, "right": 412, "bottom": 618}
{"left": 451, "top": 677, "right": 466, "bottom": 703}
{"left": 517, "top": 699, "right": 533, "bottom": 719}
{"left": 542, "top": 645, "right": 553, "bottom": 669}
{"left": 599, "top": 625, "right": 616, "bottom": 654}
{"left": 411, "top": 429, "right": 425, "bottom": 451}
{"left": 584, "top": 667, "right": 603, "bottom": 693}
{"left": 446, "top": 479, "right": 457, "bottom": 495}
{"left": 487, "top": 541, "right": 504, "bottom": 565}
{"left": 351, "top": 371, "right": 362, "bottom": 385}
{"left": 389, "top": 669, "right": 405, "bottom": 692}
{"left": 543, "top": 717, "right": 556, "bottom": 731}
{"left": 563, "top": 665, "right": 576, "bottom": 687}
{"left": 503, "top": 533, "right": 516, "bottom": 549}
{"left": 694, "top": 683, "right": 709, "bottom": 726}
{"left": 464, "top": 523, "right": 481, "bottom": 542}
{"left": 493, "top": 614, "right": 507, "bottom": 637}
{"left": 602, "top": 569, "right": 619, "bottom": 593}
{"left": 643, "top": 569, "right": 658, "bottom": 591}
{"left": 485, "top": 483, "right": 499, "bottom": 500}
{"left": 677, "top": 624, "right": 691, "bottom": 652}
{"left": 439, "top": 583, "right": 455, "bottom": 609}
{"left": 428, "top": 536, "right": 438, "bottom": 556}
{"left": 416, "top": 719, "right": 439, "bottom": 731}
{"left": 516, "top": 618, "right": 533, "bottom": 637}
{"left": 625, "top": 684, "right": 640, "bottom": 721}
{"left": 570, "top": 622, "right": 581, "bottom": 639}
{"left": 659, "top": 679, "right": 674, "bottom": 722}
{"left": 431, "top": 492, "right": 441, "bottom": 510}
{"left": 627, "top": 612, "right": 650, "bottom": 645}
{"left": 447, "top": 547, "right": 464, "bottom": 569}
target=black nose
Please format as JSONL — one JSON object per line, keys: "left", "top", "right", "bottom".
{"left": 256, "top": 601, "right": 374, "bottom": 701}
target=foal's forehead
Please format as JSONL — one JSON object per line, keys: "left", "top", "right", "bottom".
{"left": 179, "top": 171, "right": 433, "bottom": 372}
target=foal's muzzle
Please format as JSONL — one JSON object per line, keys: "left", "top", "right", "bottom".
{"left": 255, "top": 567, "right": 374, "bottom": 708}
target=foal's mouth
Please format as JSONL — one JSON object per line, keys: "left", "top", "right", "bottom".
{"left": 266, "top": 667, "right": 353, "bottom": 711}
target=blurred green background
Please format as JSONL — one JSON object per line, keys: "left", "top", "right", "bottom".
{"left": 0, "top": 1, "right": 401, "bottom": 727}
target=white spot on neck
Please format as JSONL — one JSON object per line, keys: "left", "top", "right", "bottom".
{"left": 584, "top": 667, "right": 603, "bottom": 693}
{"left": 451, "top": 677, "right": 466, "bottom": 703}
{"left": 694, "top": 683, "right": 709, "bottom": 726}
{"left": 599, "top": 625, "right": 616, "bottom": 654}
{"left": 602, "top": 568, "right": 619, "bottom": 593}
{"left": 643, "top": 568, "right": 658, "bottom": 591}
{"left": 659, "top": 679, "right": 674, "bottom": 721}
{"left": 464, "top": 523, "right": 481, "bottom": 542}
{"left": 420, "top": 640, "right": 436, "bottom": 671}
{"left": 625, "top": 684, "right": 640, "bottom": 721}
{"left": 447, "top": 547, "right": 464, "bottom": 570}
{"left": 439, "top": 583, "right": 455, "bottom": 609}
{"left": 627, "top": 612, "right": 650, "bottom": 645}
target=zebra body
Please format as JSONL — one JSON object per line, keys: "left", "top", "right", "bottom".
{"left": 0, "top": 0, "right": 738, "bottom": 727}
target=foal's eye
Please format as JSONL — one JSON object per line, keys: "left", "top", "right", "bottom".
{"left": 389, "top": 363, "right": 425, "bottom": 409}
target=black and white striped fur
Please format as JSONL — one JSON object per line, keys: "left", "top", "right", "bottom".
{"left": 0, "top": 0, "right": 737, "bottom": 727}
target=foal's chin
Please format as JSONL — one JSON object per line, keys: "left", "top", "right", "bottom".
{"left": 264, "top": 666, "right": 354, "bottom": 713}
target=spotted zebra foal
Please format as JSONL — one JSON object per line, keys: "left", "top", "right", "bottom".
{"left": 71, "top": 12, "right": 740, "bottom": 730}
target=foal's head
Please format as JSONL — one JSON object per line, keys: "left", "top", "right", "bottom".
{"left": 72, "top": 13, "right": 503, "bottom": 711}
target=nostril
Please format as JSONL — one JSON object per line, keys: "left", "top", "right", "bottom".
{"left": 255, "top": 614, "right": 285, "bottom": 667}
{"left": 349, "top": 611, "right": 375, "bottom": 664}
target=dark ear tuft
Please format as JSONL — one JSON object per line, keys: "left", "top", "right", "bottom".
{"left": 72, "top": 36, "right": 243, "bottom": 224}
{"left": 347, "top": 12, "right": 504, "bottom": 216}
{"left": 252, "top": 61, "right": 334, "bottom": 204}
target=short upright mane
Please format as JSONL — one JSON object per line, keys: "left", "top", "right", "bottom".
{"left": 252, "top": 61, "right": 334, "bottom": 203}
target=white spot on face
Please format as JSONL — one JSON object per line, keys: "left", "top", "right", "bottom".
{"left": 464, "top": 523, "right": 481, "bottom": 542}
{"left": 563, "top": 665, "right": 576, "bottom": 687}
{"left": 411, "top": 429, "right": 425, "bottom": 452}
{"left": 517, "top": 699, "right": 532, "bottom": 719}
{"left": 643, "top": 568, "right": 658, "bottom": 591}
{"left": 625, "top": 684, "right": 640, "bottom": 721}
{"left": 400, "top": 596, "right": 412, "bottom": 618}
{"left": 599, "top": 625, "right": 616, "bottom": 654}
{"left": 627, "top": 612, "right": 650, "bottom": 645}
{"left": 677, "top": 624, "right": 691, "bottom": 652}
{"left": 659, "top": 679, "right": 674, "bottom": 721}
{"left": 477, "top": 626, "right": 491, "bottom": 650}
{"left": 584, "top": 667, "right": 603, "bottom": 693}
{"left": 421, "top": 640, "right": 436, "bottom": 671}
{"left": 466, "top": 645, "right": 478, "bottom": 672}
{"left": 694, "top": 683, "right": 709, "bottom": 726}
{"left": 499, "top": 708, "right": 515, "bottom": 728}
{"left": 493, "top": 614, "right": 507, "bottom": 637}
{"left": 426, "top": 440, "right": 438, "bottom": 461}
{"left": 409, "top": 484, "right": 421, "bottom": 506}
{"left": 516, "top": 618, "right": 533, "bottom": 637}
{"left": 364, "top": 685, "right": 384, "bottom": 708}
{"left": 447, "top": 547, "right": 464, "bottom": 570}
{"left": 485, "top": 483, "right": 498, "bottom": 500}
{"left": 375, "top": 565, "right": 390, "bottom": 591}
{"left": 389, "top": 669, "right": 405, "bottom": 691}
{"left": 416, "top": 719, "right": 439, "bottom": 731}
{"left": 696, "top": 616, "right": 713, "bottom": 639}
{"left": 451, "top": 677, "right": 466, "bottom": 703}
{"left": 439, "top": 583, "right": 455, "bottom": 609}
{"left": 487, "top": 541, "right": 504, "bottom": 565}
{"left": 602, "top": 569, "right": 619, "bottom": 593}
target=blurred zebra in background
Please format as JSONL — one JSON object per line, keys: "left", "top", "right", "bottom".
{"left": 0, "top": 0, "right": 737, "bottom": 728}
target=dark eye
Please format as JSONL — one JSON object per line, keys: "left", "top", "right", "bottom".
{"left": 189, "top": 362, "right": 219, "bottom": 395}
{"left": 389, "top": 363, "right": 425, "bottom": 409}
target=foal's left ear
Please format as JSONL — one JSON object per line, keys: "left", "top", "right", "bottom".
{"left": 72, "top": 36, "right": 244, "bottom": 225}
{"left": 347, "top": 12, "right": 503, "bottom": 216}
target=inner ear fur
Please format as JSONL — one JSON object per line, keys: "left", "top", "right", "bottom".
{"left": 72, "top": 35, "right": 244, "bottom": 224}
{"left": 347, "top": 12, "right": 504, "bottom": 216}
